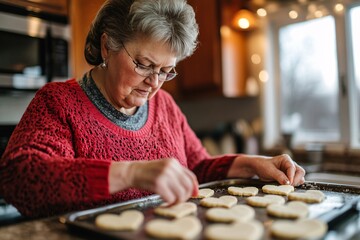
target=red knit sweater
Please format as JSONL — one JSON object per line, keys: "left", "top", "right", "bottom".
{"left": 0, "top": 79, "right": 236, "bottom": 217}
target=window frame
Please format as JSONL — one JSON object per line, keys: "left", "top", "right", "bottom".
{"left": 348, "top": 3, "right": 360, "bottom": 149}
{"left": 262, "top": 2, "right": 360, "bottom": 152}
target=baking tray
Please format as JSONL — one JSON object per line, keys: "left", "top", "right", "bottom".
{"left": 60, "top": 179, "right": 360, "bottom": 240}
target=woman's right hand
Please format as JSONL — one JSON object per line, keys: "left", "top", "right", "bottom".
{"left": 109, "top": 158, "right": 199, "bottom": 205}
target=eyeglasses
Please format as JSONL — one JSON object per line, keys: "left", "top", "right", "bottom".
{"left": 121, "top": 42, "right": 177, "bottom": 82}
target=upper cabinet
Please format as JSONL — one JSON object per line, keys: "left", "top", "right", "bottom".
{"left": 0, "top": 0, "right": 68, "bottom": 17}
{"left": 163, "top": 0, "right": 223, "bottom": 99}
{"left": 69, "top": 0, "right": 105, "bottom": 80}
{"left": 164, "top": 0, "right": 250, "bottom": 99}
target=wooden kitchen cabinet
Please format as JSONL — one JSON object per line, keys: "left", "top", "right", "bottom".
{"left": 69, "top": 0, "right": 105, "bottom": 79}
{"left": 166, "top": 0, "right": 223, "bottom": 99}
{"left": 0, "top": 0, "right": 68, "bottom": 16}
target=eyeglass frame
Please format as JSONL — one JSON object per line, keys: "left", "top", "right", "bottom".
{"left": 120, "top": 42, "right": 178, "bottom": 82}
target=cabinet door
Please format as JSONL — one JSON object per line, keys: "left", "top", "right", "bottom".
{"left": 70, "top": 0, "right": 105, "bottom": 79}
{"left": 177, "top": 0, "right": 222, "bottom": 98}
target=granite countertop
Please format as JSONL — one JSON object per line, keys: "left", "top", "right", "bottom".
{"left": 0, "top": 216, "right": 96, "bottom": 240}
{"left": 0, "top": 206, "right": 359, "bottom": 240}
{"left": 0, "top": 204, "right": 360, "bottom": 240}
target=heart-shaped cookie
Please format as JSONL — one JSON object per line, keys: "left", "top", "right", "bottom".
{"left": 206, "top": 204, "right": 255, "bottom": 223}
{"left": 288, "top": 190, "right": 325, "bottom": 203}
{"left": 267, "top": 201, "right": 309, "bottom": 218}
{"left": 262, "top": 184, "right": 294, "bottom": 196}
{"left": 154, "top": 202, "right": 197, "bottom": 218}
{"left": 145, "top": 216, "right": 202, "bottom": 240}
{"left": 95, "top": 210, "right": 144, "bottom": 231}
{"left": 271, "top": 219, "right": 328, "bottom": 239}
{"left": 200, "top": 195, "right": 238, "bottom": 208}
{"left": 192, "top": 188, "right": 215, "bottom": 198}
{"left": 228, "top": 186, "right": 259, "bottom": 197}
{"left": 247, "top": 195, "right": 285, "bottom": 207}
{"left": 204, "top": 220, "right": 264, "bottom": 240}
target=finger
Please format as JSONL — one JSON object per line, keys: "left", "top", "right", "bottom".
{"left": 279, "top": 155, "right": 296, "bottom": 185}
{"left": 170, "top": 159, "right": 199, "bottom": 201}
{"left": 192, "top": 182, "right": 199, "bottom": 197}
{"left": 184, "top": 169, "right": 199, "bottom": 197}
{"left": 300, "top": 176, "right": 305, "bottom": 185}
{"left": 158, "top": 181, "right": 177, "bottom": 205}
{"left": 156, "top": 159, "right": 193, "bottom": 204}
{"left": 286, "top": 164, "right": 295, "bottom": 185}
{"left": 176, "top": 167, "right": 197, "bottom": 202}
{"left": 271, "top": 168, "right": 291, "bottom": 185}
{"left": 292, "top": 165, "right": 306, "bottom": 186}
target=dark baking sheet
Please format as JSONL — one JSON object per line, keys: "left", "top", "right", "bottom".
{"left": 60, "top": 179, "right": 360, "bottom": 240}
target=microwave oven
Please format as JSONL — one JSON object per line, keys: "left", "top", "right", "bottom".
{"left": 0, "top": 11, "right": 70, "bottom": 90}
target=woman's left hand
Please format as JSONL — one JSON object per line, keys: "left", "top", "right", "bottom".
{"left": 227, "top": 154, "right": 306, "bottom": 186}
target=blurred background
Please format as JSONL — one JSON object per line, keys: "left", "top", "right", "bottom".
{"left": 0, "top": 0, "right": 360, "bottom": 165}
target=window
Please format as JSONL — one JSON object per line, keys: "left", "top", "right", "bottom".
{"left": 350, "top": 6, "right": 360, "bottom": 148}
{"left": 263, "top": 2, "right": 360, "bottom": 151}
{"left": 279, "top": 16, "right": 340, "bottom": 143}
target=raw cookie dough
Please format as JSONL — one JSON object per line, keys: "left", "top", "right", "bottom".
{"left": 262, "top": 184, "right": 295, "bottom": 196}
{"left": 154, "top": 202, "right": 197, "bottom": 218}
{"left": 191, "top": 188, "right": 215, "bottom": 198}
{"left": 145, "top": 216, "right": 202, "bottom": 240}
{"left": 288, "top": 190, "right": 325, "bottom": 203}
{"left": 95, "top": 210, "right": 144, "bottom": 231}
{"left": 205, "top": 204, "right": 255, "bottom": 223}
{"left": 267, "top": 201, "right": 309, "bottom": 219}
{"left": 271, "top": 218, "right": 328, "bottom": 239}
{"left": 204, "top": 220, "right": 264, "bottom": 240}
{"left": 200, "top": 195, "right": 238, "bottom": 208}
{"left": 228, "top": 186, "right": 259, "bottom": 197}
{"left": 247, "top": 195, "right": 286, "bottom": 207}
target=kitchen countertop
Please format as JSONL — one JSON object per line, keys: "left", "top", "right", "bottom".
{"left": 1, "top": 166, "right": 360, "bottom": 240}
{"left": 0, "top": 215, "right": 98, "bottom": 240}
{"left": 0, "top": 203, "right": 359, "bottom": 240}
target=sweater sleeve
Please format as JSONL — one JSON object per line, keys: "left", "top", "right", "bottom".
{"left": 0, "top": 84, "right": 111, "bottom": 217}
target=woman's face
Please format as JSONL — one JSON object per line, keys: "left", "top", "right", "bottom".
{"left": 102, "top": 36, "right": 177, "bottom": 111}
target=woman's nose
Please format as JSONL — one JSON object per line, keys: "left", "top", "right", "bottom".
{"left": 145, "top": 73, "right": 160, "bottom": 88}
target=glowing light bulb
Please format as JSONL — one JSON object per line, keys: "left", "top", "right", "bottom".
{"left": 289, "top": 10, "right": 299, "bottom": 19}
{"left": 232, "top": 9, "right": 257, "bottom": 31}
{"left": 259, "top": 70, "right": 269, "bottom": 82}
{"left": 257, "top": 8, "right": 267, "bottom": 17}
{"left": 334, "top": 3, "right": 344, "bottom": 12}
{"left": 238, "top": 18, "right": 250, "bottom": 29}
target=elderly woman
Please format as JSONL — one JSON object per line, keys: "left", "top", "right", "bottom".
{"left": 0, "top": 0, "right": 305, "bottom": 217}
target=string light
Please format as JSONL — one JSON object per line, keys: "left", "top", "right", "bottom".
{"left": 236, "top": 1, "right": 346, "bottom": 23}
{"left": 232, "top": 9, "right": 257, "bottom": 31}
{"left": 334, "top": 3, "right": 344, "bottom": 13}
{"left": 257, "top": 8, "right": 267, "bottom": 17}
{"left": 259, "top": 70, "right": 269, "bottom": 83}
{"left": 289, "top": 10, "right": 299, "bottom": 19}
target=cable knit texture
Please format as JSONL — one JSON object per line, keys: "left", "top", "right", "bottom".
{"left": 0, "top": 79, "right": 236, "bottom": 217}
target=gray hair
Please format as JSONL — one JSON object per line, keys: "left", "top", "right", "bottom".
{"left": 84, "top": 0, "right": 199, "bottom": 66}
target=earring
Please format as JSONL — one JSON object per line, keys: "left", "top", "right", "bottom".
{"left": 101, "top": 58, "right": 107, "bottom": 68}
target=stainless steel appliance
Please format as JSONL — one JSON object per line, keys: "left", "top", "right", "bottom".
{"left": 0, "top": 11, "right": 70, "bottom": 90}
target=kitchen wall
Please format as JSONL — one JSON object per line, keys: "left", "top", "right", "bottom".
{"left": 178, "top": 96, "right": 259, "bottom": 132}
{"left": 0, "top": 91, "right": 35, "bottom": 124}
{"left": 0, "top": 90, "right": 259, "bottom": 130}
